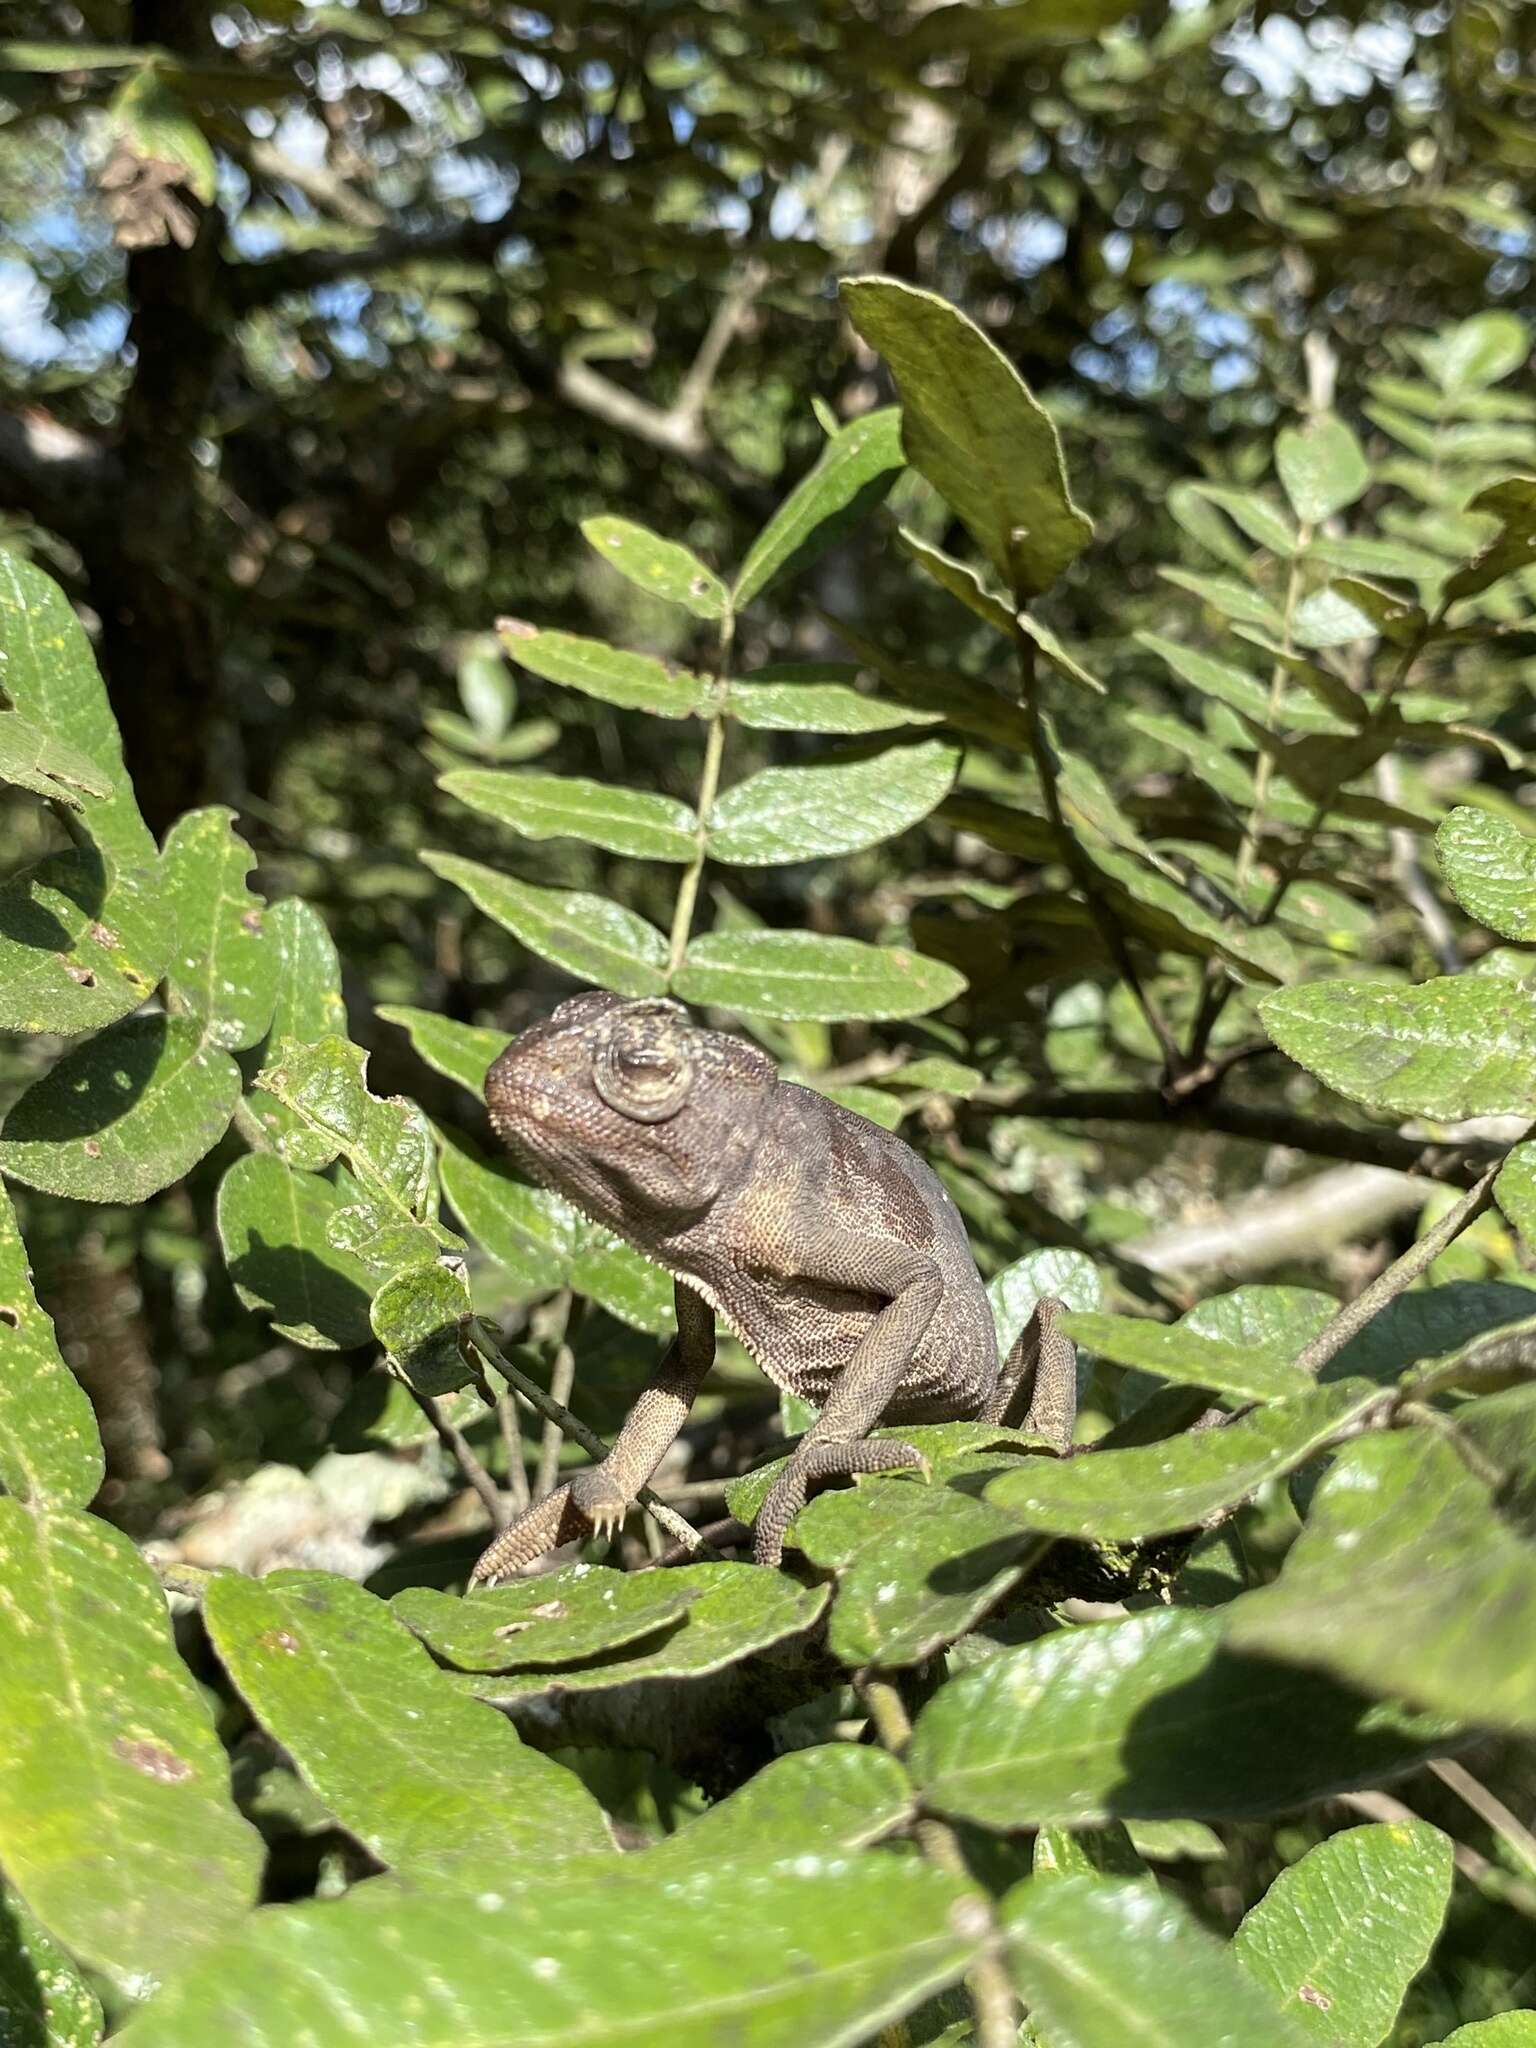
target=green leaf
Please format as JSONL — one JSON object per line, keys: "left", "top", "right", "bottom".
{"left": 378, "top": 1005, "right": 510, "bottom": 1099}
{"left": 1446, "top": 479, "right": 1536, "bottom": 602}
{"left": 581, "top": 516, "right": 728, "bottom": 619}
{"left": 1016, "top": 612, "right": 1108, "bottom": 696}
{"left": 1088, "top": 839, "right": 1295, "bottom": 982}
{"left": 497, "top": 622, "right": 709, "bottom": 719}
{"left": 675, "top": 931, "right": 965, "bottom": 1021}
{"left": 459, "top": 1562, "right": 829, "bottom": 1699}
{"left": 795, "top": 1473, "right": 1046, "bottom": 1668}
{"left": 0, "top": 552, "right": 155, "bottom": 869}
{"left": 1435, "top": 2021, "right": 1536, "bottom": 2046}
{"left": 393, "top": 1566, "right": 700, "bottom": 1672}
{"left": 644, "top": 1744, "right": 912, "bottom": 1871}
{"left": 159, "top": 806, "right": 278, "bottom": 1051}
{"left": 1326, "top": 1281, "right": 1536, "bottom": 1388}
{"left": 1496, "top": 1142, "right": 1536, "bottom": 1256}
{"left": 1261, "top": 975, "right": 1536, "bottom": 1118}
{"left": 457, "top": 638, "right": 515, "bottom": 744}
{"left": 0, "top": 849, "right": 170, "bottom": 1037}
{"left": 1226, "top": 1423, "right": 1536, "bottom": 1735}
{"left": 1058, "top": 1311, "right": 1316, "bottom": 1403}
{"left": 441, "top": 768, "right": 698, "bottom": 862}
{"left": 988, "top": 1247, "right": 1102, "bottom": 1356}
{"left": 0, "top": 1500, "right": 261, "bottom": 1991}
{"left": 238, "top": 898, "right": 350, "bottom": 1169}
{"left": 1159, "top": 567, "right": 1285, "bottom": 633}
{"left": 1003, "top": 1876, "right": 1310, "bottom": 2048}
{"left": 0, "top": 1181, "right": 103, "bottom": 1508}
{"left": 423, "top": 852, "right": 670, "bottom": 997}
{"left": 437, "top": 1126, "right": 574, "bottom": 1293}
{"left": 840, "top": 278, "right": 1090, "bottom": 599}
{"left": 1276, "top": 416, "right": 1371, "bottom": 525}
{"left": 0, "top": 707, "right": 111, "bottom": 807}
{"left": 0, "top": 1888, "right": 104, "bottom": 2048}
{"left": 1189, "top": 484, "right": 1298, "bottom": 556}
{"left": 727, "top": 663, "right": 942, "bottom": 734}
{"left": 254, "top": 1034, "right": 433, "bottom": 1223}
{"left": 907, "top": 1604, "right": 1455, "bottom": 1828}
{"left": 889, "top": 1055, "right": 983, "bottom": 1097}
{"left": 1437, "top": 806, "right": 1536, "bottom": 942}
{"left": 369, "top": 1257, "right": 475, "bottom": 1395}
{"left": 985, "top": 1381, "right": 1380, "bottom": 1542}
{"left": 708, "top": 740, "right": 958, "bottom": 865}
{"left": 0, "top": 1015, "right": 239, "bottom": 1202}
{"left": 109, "top": 63, "right": 217, "bottom": 203}
{"left": 1441, "top": 311, "right": 1530, "bottom": 393}
{"left": 897, "top": 527, "right": 1017, "bottom": 634}
{"left": 1232, "top": 1820, "right": 1453, "bottom": 2048}
{"left": 216, "top": 1154, "right": 375, "bottom": 1350}
{"left": 733, "top": 407, "right": 904, "bottom": 608}
{"left": 112, "top": 1853, "right": 978, "bottom": 2048}
{"left": 204, "top": 1570, "right": 612, "bottom": 1887}
{"left": 568, "top": 1230, "right": 676, "bottom": 1332}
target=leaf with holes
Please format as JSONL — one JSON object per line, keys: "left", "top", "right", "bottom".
{"left": 0, "top": 848, "right": 169, "bottom": 1038}
{"left": 254, "top": 1034, "right": 434, "bottom": 1224}
{"left": 1437, "top": 806, "right": 1536, "bottom": 942}
{"left": 0, "top": 1015, "right": 239, "bottom": 1202}
{"left": 204, "top": 1571, "right": 612, "bottom": 1889}
{"left": 1261, "top": 975, "right": 1536, "bottom": 1118}
{"left": 0, "top": 1501, "right": 262, "bottom": 1992}
{"left": 1232, "top": 1820, "right": 1453, "bottom": 2047}
{"left": 497, "top": 621, "right": 710, "bottom": 718}
{"left": 734, "top": 407, "right": 904, "bottom": 608}
{"left": 425, "top": 852, "right": 670, "bottom": 997}
{"left": 841, "top": 280, "right": 1090, "bottom": 599}
{"left": 159, "top": 806, "right": 278, "bottom": 1050}
{"left": 709, "top": 741, "right": 959, "bottom": 865}
{"left": 370, "top": 1256, "right": 475, "bottom": 1395}
{"left": 216, "top": 1153, "right": 374, "bottom": 1350}
{"left": 676, "top": 931, "right": 965, "bottom": 1022}
{"left": 0, "top": 1180, "right": 103, "bottom": 1507}
{"left": 441, "top": 768, "right": 698, "bottom": 861}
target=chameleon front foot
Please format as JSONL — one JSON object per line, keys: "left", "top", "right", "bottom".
{"left": 753, "top": 1437, "right": 928, "bottom": 1568}
{"left": 469, "top": 1483, "right": 599, "bottom": 1587}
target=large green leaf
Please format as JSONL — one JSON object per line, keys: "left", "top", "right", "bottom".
{"left": 1435, "top": 2021, "right": 1536, "bottom": 2046}
{"left": 1325, "top": 1280, "right": 1536, "bottom": 1387}
{"left": 1232, "top": 1820, "right": 1453, "bottom": 2047}
{"left": 1003, "top": 1876, "right": 1309, "bottom": 2048}
{"left": 436, "top": 1125, "right": 574, "bottom": 1294}
{"left": 238, "top": 898, "right": 350, "bottom": 1169}
{"left": 0, "top": 1015, "right": 240, "bottom": 1202}
{"left": 113, "top": 1853, "right": 979, "bottom": 2048}
{"left": 568, "top": 1228, "right": 676, "bottom": 1332}
{"left": 1226, "top": 1422, "right": 1536, "bottom": 1735}
{"left": 841, "top": 279, "right": 1090, "bottom": 598}
{"left": 897, "top": 527, "right": 1018, "bottom": 635}
{"left": 986, "top": 1381, "right": 1378, "bottom": 1542}
{"left": 1440, "top": 311, "right": 1530, "bottom": 393}
{"left": 675, "top": 930, "right": 965, "bottom": 1021}
{"left": 1159, "top": 567, "right": 1285, "bottom": 634}
{"left": 643, "top": 1745, "right": 912, "bottom": 1870}
{"left": 424, "top": 852, "right": 670, "bottom": 997}
{"left": 795, "top": 1472, "right": 1046, "bottom": 1668}
{"left": 728, "top": 664, "right": 943, "bottom": 734}
{"left": 989, "top": 1246, "right": 1102, "bottom": 1356}
{"left": 1275, "top": 416, "right": 1371, "bottom": 525}
{"left": 0, "top": 551, "right": 156, "bottom": 869}
{"left": 0, "top": 1887, "right": 105, "bottom": 2048}
{"left": 708, "top": 740, "right": 958, "bottom": 865}
{"left": 0, "top": 1181, "right": 103, "bottom": 1507}
{"left": 1261, "top": 976, "right": 1536, "bottom": 1118}
{"left": 253, "top": 1034, "right": 433, "bottom": 1224}
{"left": 159, "top": 806, "right": 279, "bottom": 1050}
{"left": 0, "top": 706, "right": 111, "bottom": 809}
{"left": 907, "top": 1605, "right": 1454, "bottom": 1828}
{"left": 580, "top": 516, "right": 728, "bottom": 619}
{"left": 1445, "top": 479, "right": 1536, "bottom": 602}
{"left": 369, "top": 1256, "right": 475, "bottom": 1395}
{"left": 1437, "top": 806, "right": 1536, "bottom": 942}
{"left": 0, "top": 1501, "right": 262, "bottom": 1991}
{"left": 1496, "top": 1142, "right": 1536, "bottom": 1257}
{"left": 497, "top": 622, "right": 710, "bottom": 718}
{"left": 1059, "top": 1311, "right": 1315, "bottom": 1403}
{"left": 204, "top": 1570, "right": 613, "bottom": 1886}
{"left": 459, "top": 1562, "right": 829, "bottom": 1699}
{"left": 216, "top": 1153, "right": 375, "bottom": 1350}
{"left": 733, "top": 407, "right": 904, "bottom": 608}
{"left": 441, "top": 768, "right": 698, "bottom": 862}
{"left": 0, "top": 850, "right": 170, "bottom": 1037}
{"left": 378, "top": 1005, "right": 510, "bottom": 1099}
{"left": 394, "top": 1566, "right": 700, "bottom": 1671}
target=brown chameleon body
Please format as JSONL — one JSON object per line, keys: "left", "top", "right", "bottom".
{"left": 472, "top": 991, "right": 1072, "bottom": 1580}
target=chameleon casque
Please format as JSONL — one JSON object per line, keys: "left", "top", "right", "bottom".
{"left": 470, "top": 991, "right": 1075, "bottom": 1583}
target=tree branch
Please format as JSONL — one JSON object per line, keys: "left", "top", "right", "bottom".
{"left": 224, "top": 203, "right": 517, "bottom": 312}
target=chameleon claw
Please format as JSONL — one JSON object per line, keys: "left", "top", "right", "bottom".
{"left": 468, "top": 1485, "right": 588, "bottom": 1587}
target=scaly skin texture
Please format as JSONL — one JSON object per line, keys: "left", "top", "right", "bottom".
{"left": 470, "top": 992, "right": 1074, "bottom": 1579}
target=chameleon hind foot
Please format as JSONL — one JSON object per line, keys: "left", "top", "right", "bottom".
{"left": 753, "top": 1437, "right": 928, "bottom": 1569}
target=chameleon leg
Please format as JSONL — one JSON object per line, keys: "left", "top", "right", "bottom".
{"left": 984, "top": 1296, "right": 1076, "bottom": 1450}
{"left": 753, "top": 1261, "right": 943, "bottom": 1568}
{"left": 469, "top": 1283, "right": 716, "bottom": 1586}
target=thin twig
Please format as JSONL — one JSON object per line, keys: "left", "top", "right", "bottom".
{"left": 1292, "top": 1163, "right": 1503, "bottom": 1378}
{"left": 466, "top": 1319, "right": 711, "bottom": 1558}
{"left": 1430, "top": 1758, "right": 1536, "bottom": 1878}
{"left": 535, "top": 1337, "right": 577, "bottom": 1503}
{"left": 401, "top": 1376, "right": 507, "bottom": 1529}
{"left": 497, "top": 1392, "right": 531, "bottom": 1513}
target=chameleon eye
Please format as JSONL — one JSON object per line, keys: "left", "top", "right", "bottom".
{"left": 594, "top": 1004, "right": 693, "bottom": 1123}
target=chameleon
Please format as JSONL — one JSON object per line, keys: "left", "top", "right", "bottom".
{"left": 469, "top": 991, "right": 1075, "bottom": 1583}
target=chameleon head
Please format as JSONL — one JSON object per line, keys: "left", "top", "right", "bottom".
{"left": 484, "top": 992, "right": 776, "bottom": 1232}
